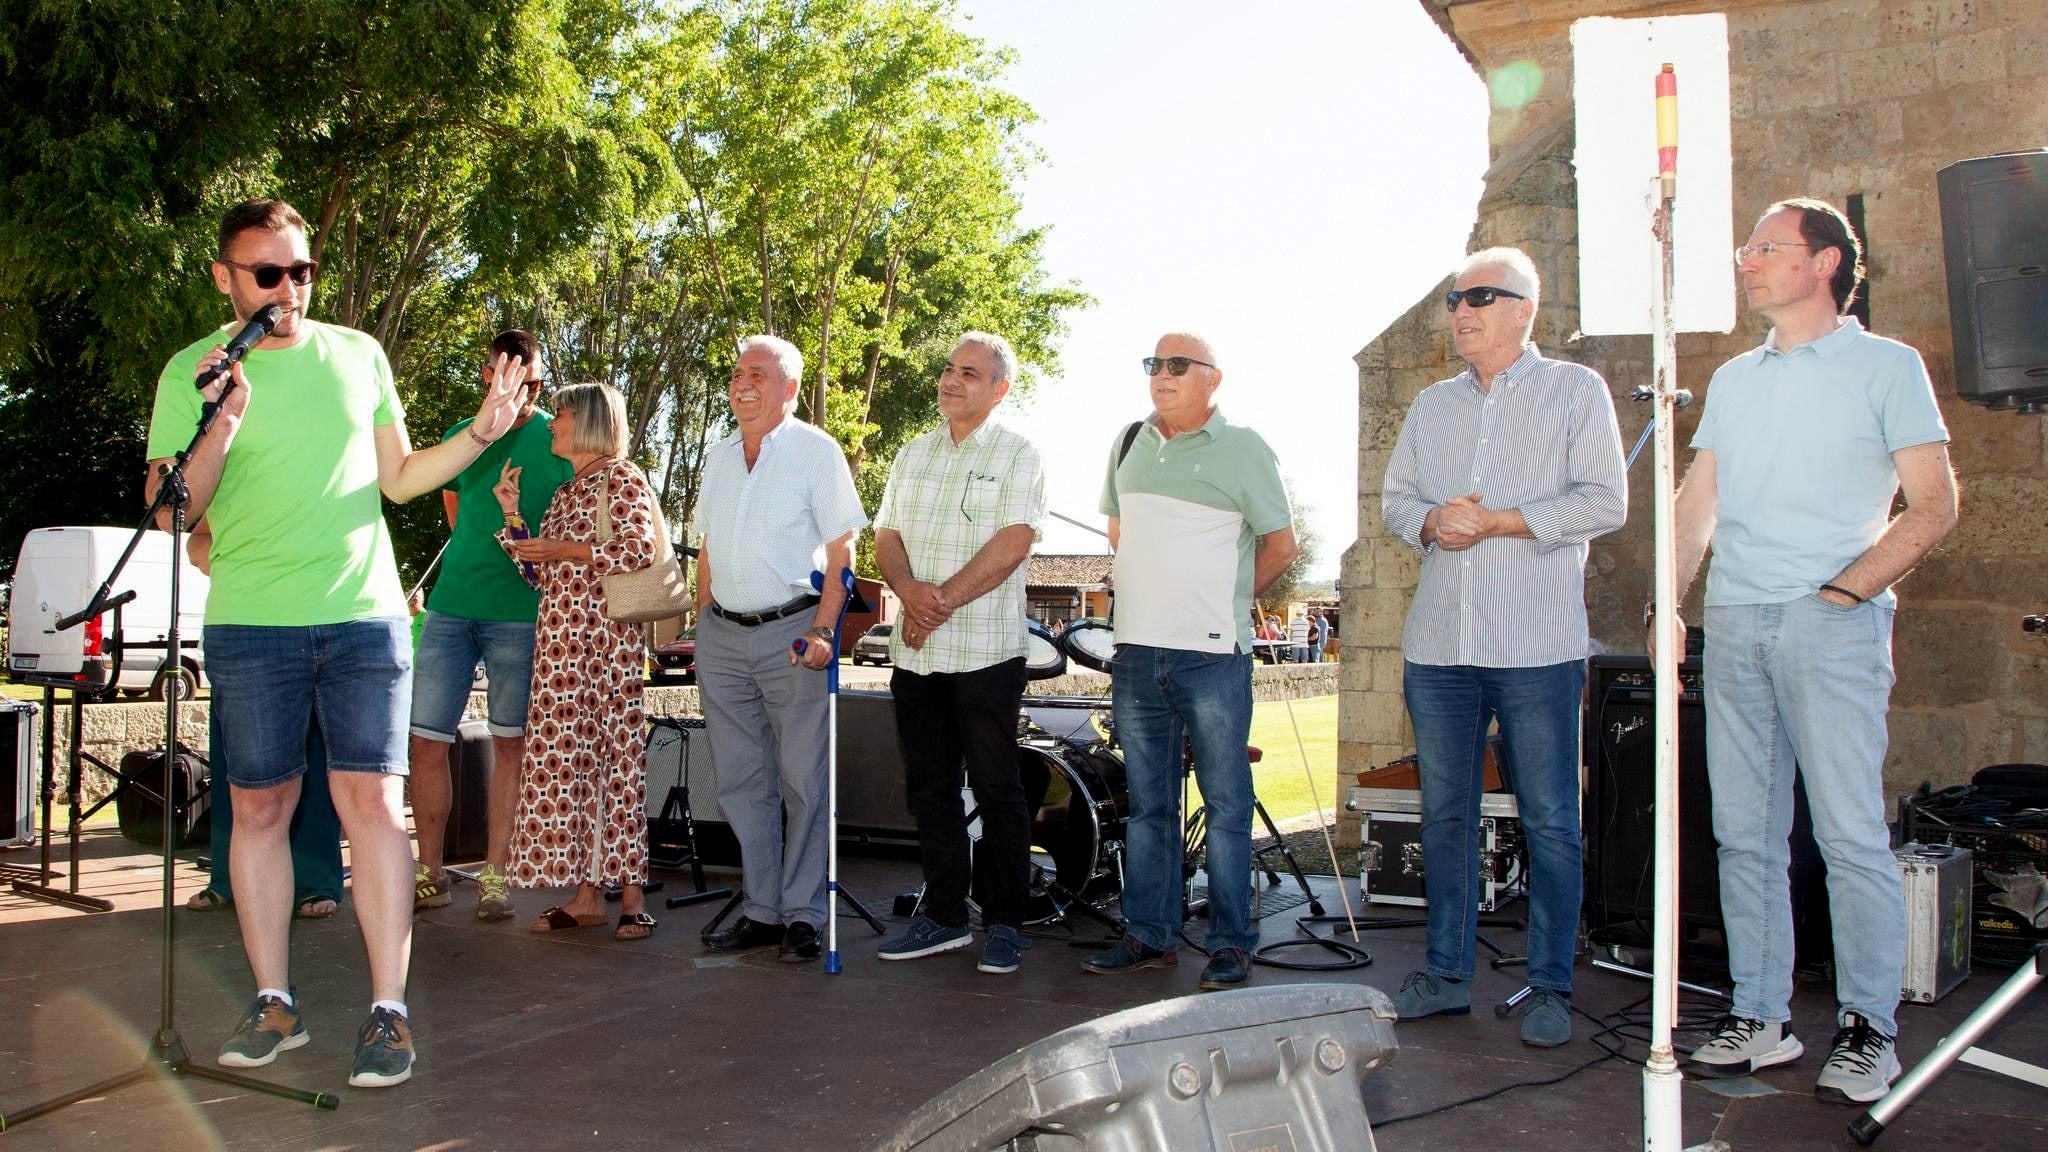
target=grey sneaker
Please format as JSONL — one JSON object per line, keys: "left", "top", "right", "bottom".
{"left": 1517, "top": 987, "right": 1572, "bottom": 1048}
{"left": 218, "top": 994, "right": 308, "bottom": 1068}
{"left": 348, "top": 1006, "right": 415, "bottom": 1088}
{"left": 1388, "top": 970, "right": 1471, "bottom": 1019}
{"left": 1814, "top": 1014, "right": 1900, "bottom": 1104}
{"left": 1689, "top": 1015, "right": 1803, "bottom": 1077}
{"left": 977, "top": 924, "right": 1031, "bottom": 974}
{"left": 878, "top": 915, "right": 972, "bottom": 961}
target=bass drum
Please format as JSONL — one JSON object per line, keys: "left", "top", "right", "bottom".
{"left": 1023, "top": 618, "right": 1068, "bottom": 681}
{"left": 1059, "top": 619, "right": 1116, "bottom": 673}
{"left": 971, "top": 742, "right": 1128, "bottom": 925}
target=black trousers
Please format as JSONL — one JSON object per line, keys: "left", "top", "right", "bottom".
{"left": 891, "top": 657, "right": 1028, "bottom": 929}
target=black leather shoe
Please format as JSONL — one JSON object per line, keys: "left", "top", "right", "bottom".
{"left": 704, "top": 916, "right": 784, "bottom": 952}
{"left": 779, "top": 921, "right": 821, "bottom": 962}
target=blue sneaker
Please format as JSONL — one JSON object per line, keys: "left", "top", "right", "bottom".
{"left": 878, "top": 915, "right": 972, "bottom": 961}
{"left": 1517, "top": 987, "right": 1572, "bottom": 1047}
{"left": 978, "top": 925, "right": 1031, "bottom": 974}
{"left": 1388, "top": 970, "right": 1471, "bottom": 1019}
{"left": 1081, "top": 934, "right": 1178, "bottom": 974}
{"left": 348, "top": 1006, "right": 414, "bottom": 1088}
{"left": 218, "top": 993, "right": 307, "bottom": 1068}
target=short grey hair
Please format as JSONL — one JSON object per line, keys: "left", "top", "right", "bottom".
{"left": 551, "top": 382, "right": 630, "bottom": 458}
{"left": 737, "top": 334, "right": 804, "bottom": 386}
{"left": 954, "top": 330, "right": 1016, "bottom": 384}
{"left": 1456, "top": 246, "right": 1542, "bottom": 309}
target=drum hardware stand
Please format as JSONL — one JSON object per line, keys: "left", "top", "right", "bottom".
{"left": 0, "top": 314, "right": 342, "bottom": 1131}
{"left": 1176, "top": 743, "right": 1326, "bottom": 926}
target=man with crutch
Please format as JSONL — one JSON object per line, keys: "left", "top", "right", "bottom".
{"left": 871, "top": 331, "right": 1046, "bottom": 974}
{"left": 696, "top": 335, "right": 866, "bottom": 963}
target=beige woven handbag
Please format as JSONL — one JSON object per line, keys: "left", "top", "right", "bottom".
{"left": 594, "top": 464, "right": 691, "bottom": 623}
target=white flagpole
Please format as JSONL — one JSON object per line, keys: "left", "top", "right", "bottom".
{"left": 1642, "top": 61, "right": 1686, "bottom": 1152}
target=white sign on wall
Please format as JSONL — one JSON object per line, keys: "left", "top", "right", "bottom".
{"left": 1572, "top": 14, "right": 1736, "bottom": 336}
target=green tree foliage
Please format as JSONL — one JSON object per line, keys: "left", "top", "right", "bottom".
{"left": 0, "top": 0, "right": 1081, "bottom": 591}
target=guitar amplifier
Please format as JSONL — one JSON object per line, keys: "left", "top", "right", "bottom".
{"left": 1351, "top": 786, "right": 1524, "bottom": 911}
{"left": 2, "top": 700, "right": 37, "bottom": 846}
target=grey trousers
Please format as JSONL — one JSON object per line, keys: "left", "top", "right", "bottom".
{"left": 696, "top": 609, "right": 831, "bottom": 928}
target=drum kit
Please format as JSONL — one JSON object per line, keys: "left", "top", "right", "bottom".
{"left": 967, "top": 617, "right": 1321, "bottom": 934}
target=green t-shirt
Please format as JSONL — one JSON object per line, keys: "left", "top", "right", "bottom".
{"left": 428, "top": 413, "right": 572, "bottom": 621}
{"left": 146, "top": 319, "right": 408, "bottom": 626}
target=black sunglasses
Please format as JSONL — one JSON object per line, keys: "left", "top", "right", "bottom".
{"left": 1142, "top": 356, "right": 1215, "bottom": 377}
{"left": 220, "top": 259, "right": 319, "bottom": 289}
{"left": 1444, "top": 285, "right": 1525, "bottom": 311}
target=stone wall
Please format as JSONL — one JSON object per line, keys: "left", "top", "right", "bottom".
{"left": 1341, "top": 0, "right": 2048, "bottom": 842}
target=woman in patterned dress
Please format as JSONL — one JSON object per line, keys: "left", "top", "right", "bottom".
{"left": 493, "top": 382, "right": 659, "bottom": 941}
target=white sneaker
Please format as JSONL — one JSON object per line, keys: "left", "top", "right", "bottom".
{"left": 1688, "top": 1015, "right": 1804, "bottom": 1077}
{"left": 1815, "top": 1013, "right": 1901, "bottom": 1104}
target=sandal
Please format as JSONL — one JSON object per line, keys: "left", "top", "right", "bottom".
{"left": 530, "top": 905, "right": 608, "bottom": 934}
{"left": 615, "top": 911, "right": 657, "bottom": 941}
{"left": 294, "top": 895, "right": 339, "bottom": 920}
{"left": 186, "top": 888, "right": 230, "bottom": 911}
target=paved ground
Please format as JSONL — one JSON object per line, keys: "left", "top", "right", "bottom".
{"left": 1, "top": 828, "right": 2042, "bottom": 1151}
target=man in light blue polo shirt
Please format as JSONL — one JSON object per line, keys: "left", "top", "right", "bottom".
{"left": 1081, "top": 331, "right": 1297, "bottom": 992}
{"left": 1667, "top": 198, "right": 1957, "bottom": 1104}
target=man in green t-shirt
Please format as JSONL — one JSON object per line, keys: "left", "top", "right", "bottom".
{"left": 143, "top": 199, "right": 527, "bottom": 1090}
{"left": 409, "top": 330, "right": 571, "bottom": 921}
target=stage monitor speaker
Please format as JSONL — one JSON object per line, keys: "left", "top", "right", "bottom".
{"left": 1584, "top": 655, "right": 1832, "bottom": 971}
{"left": 644, "top": 690, "right": 918, "bottom": 866}
{"left": 864, "top": 984, "right": 1399, "bottom": 1152}
{"left": 1937, "top": 149, "right": 2048, "bottom": 413}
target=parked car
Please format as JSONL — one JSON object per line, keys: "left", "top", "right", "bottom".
{"left": 650, "top": 628, "right": 697, "bottom": 684}
{"left": 851, "top": 623, "right": 893, "bottom": 666}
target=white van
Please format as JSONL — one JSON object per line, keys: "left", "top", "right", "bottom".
{"left": 6, "top": 526, "right": 209, "bottom": 699}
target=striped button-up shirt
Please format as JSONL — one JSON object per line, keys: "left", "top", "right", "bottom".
{"left": 874, "top": 419, "right": 1045, "bottom": 675}
{"left": 1382, "top": 344, "right": 1627, "bottom": 668}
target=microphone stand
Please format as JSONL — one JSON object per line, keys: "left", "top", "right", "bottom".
{"left": 0, "top": 341, "right": 338, "bottom": 1131}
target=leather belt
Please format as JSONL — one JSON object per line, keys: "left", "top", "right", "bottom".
{"left": 710, "top": 594, "right": 821, "bottom": 627}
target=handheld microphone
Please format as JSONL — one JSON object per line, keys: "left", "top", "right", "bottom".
{"left": 193, "top": 304, "right": 283, "bottom": 391}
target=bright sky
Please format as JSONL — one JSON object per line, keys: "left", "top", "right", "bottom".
{"left": 957, "top": 1, "right": 1490, "bottom": 577}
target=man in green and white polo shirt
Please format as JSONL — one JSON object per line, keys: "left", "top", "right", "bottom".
{"left": 1082, "top": 332, "right": 1297, "bottom": 992}
{"left": 873, "top": 332, "right": 1046, "bottom": 975}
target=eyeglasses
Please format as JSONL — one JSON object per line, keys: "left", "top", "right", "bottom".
{"left": 1142, "top": 356, "right": 1215, "bottom": 377}
{"left": 1734, "top": 240, "right": 1811, "bottom": 263}
{"left": 1444, "top": 286, "right": 1525, "bottom": 311}
{"left": 219, "top": 259, "right": 318, "bottom": 289}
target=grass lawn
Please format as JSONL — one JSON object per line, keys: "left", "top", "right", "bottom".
{"left": 1173, "top": 695, "right": 1340, "bottom": 827}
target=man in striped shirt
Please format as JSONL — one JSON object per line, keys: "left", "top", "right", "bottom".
{"left": 1381, "top": 247, "right": 1627, "bottom": 1047}
{"left": 871, "top": 332, "right": 1046, "bottom": 975}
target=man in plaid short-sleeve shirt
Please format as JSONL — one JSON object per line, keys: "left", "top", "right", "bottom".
{"left": 872, "top": 331, "right": 1047, "bottom": 974}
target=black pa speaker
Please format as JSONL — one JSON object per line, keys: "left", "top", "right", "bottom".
{"left": 442, "top": 719, "right": 494, "bottom": 863}
{"left": 1937, "top": 149, "right": 2048, "bottom": 413}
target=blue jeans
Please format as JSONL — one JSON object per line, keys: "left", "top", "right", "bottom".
{"left": 1705, "top": 597, "right": 1903, "bottom": 1035}
{"left": 205, "top": 620, "right": 412, "bottom": 786}
{"left": 1112, "top": 644, "right": 1256, "bottom": 955}
{"left": 1404, "top": 659, "right": 1584, "bottom": 992}
{"left": 409, "top": 611, "right": 537, "bottom": 740}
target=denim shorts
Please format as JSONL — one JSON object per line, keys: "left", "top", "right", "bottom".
{"left": 408, "top": 610, "right": 538, "bottom": 741}
{"left": 205, "top": 619, "right": 412, "bottom": 789}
